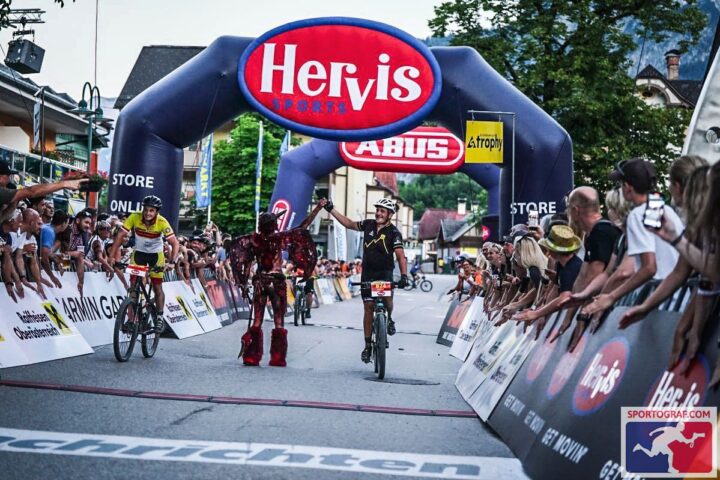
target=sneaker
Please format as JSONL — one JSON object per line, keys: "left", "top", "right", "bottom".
{"left": 361, "top": 345, "right": 372, "bottom": 363}
{"left": 387, "top": 318, "right": 396, "bottom": 336}
{"left": 155, "top": 315, "right": 166, "bottom": 334}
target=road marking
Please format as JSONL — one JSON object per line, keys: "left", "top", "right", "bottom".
{"left": 0, "top": 427, "right": 528, "bottom": 479}
{"left": 0, "top": 379, "right": 478, "bottom": 418}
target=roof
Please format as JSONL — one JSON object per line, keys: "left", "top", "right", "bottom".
{"left": 0, "top": 64, "right": 79, "bottom": 110}
{"left": 114, "top": 46, "right": 205, "bottom": 109}
{"left": 417, "top": 208, "right": 466, "bottom": 240}
{"left": 440, "top": 219, "right": 467, "bottom": 241}
{"left": 374, "top": 172, "right": 398, "bottom": 196}
{"left": 636, "top": 63, "right": 702, "bottom": 107}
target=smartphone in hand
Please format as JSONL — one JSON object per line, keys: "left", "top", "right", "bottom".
{"left": 642, "top": 193, "right": 665, "bottom": 230}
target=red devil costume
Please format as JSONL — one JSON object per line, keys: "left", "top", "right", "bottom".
{"left": 228, "top": 206, "right": 320, "bottom": 366}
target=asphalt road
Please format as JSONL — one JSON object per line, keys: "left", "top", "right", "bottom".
{"left": 0, "top": 274, "right": 528, "bottom": 480}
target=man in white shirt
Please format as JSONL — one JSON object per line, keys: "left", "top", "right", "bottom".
{"left": 583, "top": 158, "right": 684, "bottom": 318}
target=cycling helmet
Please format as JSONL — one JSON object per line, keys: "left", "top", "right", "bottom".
{"left": 373, "top": 198, "right": 396, "bottom": 214}
{"left": 142, "top": 195, "right": 162, "bottom": 209}
{"left": 455, "top": 254, "right": 469, "bottom": 264}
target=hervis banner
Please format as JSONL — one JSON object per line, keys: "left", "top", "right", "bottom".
{"left": 465, "top": 120, "right": 503, "bottom": 163}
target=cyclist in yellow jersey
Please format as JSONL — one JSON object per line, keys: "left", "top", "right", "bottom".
{"left": 109, "top": 196, "right": 180, "bottom": 333}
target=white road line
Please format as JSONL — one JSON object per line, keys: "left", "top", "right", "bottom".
{"left": 0, "top": 427, "right": 528, "bottom": 479}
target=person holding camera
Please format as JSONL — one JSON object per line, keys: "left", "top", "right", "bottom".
{"left": 582, "top": 158, "right": 684, "bottom": 318}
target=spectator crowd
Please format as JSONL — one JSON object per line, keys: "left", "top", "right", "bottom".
{"left": 444, "top": 155, "right": 720, "bottom": 387}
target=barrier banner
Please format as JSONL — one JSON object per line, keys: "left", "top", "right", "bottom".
{"left": 486, "top": 306, "right": 720, "bottom": 479}
{"left": 436, "top": 298, "right": 474, "bottom": 346}
{"left": 203, "top": 279, "right": 231, "bottom": 324}
{"left": 0, "top": 288, "right": 93, "bottom": 368}
{"left": 230, "top": 284, "right": 251, "bottom": 320}
{"left": 337, "top": 278, "right": 352, "bottom": 300}
{"left": 449, "top": 297, "right": 485, "bottom": 360}
{"left": 455, "top": 320, "right": 514, "bottom": 399}
{"left": 49, "top": 272, "right": 126, "bottom": 347}
{"left": 187, "top": 279, "right": 222, "bottom": 332}
{"left": 161, "top": 281, "right": 205, "bottom": 338}
{"left": 317, "top": 279, "right": 337, "bottom": 304}
{"left": 350, "top": 274, "right": 361, "bottom": 297}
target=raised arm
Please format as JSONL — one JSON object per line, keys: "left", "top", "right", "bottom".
{"left": 325, "top": 201, "right": 361, "bottom": 231}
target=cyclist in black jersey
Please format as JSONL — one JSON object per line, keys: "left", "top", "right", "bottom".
{"left": 325, "top": 197, "right": 408, "bottom": 363}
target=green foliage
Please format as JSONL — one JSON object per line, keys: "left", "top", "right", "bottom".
{"left": 400, "top": 173, "right": 488, "bottom": 220}
{"left": 429, "top": 0, "right": 705, "bottom": 195}
{"left": 210, "top": 113, "right": 297, "bottom": 236}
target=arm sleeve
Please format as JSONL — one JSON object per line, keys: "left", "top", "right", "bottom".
{"left": 40, "top": 228, "right": 55, "bottom": 250}
{"left": 356, "top": 219, "right": 368, "bottom": 231}
{"left": 121, "top": 214, "right": 135, "bottom": 232}
{"left": 392, "top": 227, "right": 404, "bottom": 249}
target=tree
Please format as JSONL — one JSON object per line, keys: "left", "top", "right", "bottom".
{"left": 0, "top": 1, "right": 73, "bottom": 31}
{"left": 209, "top": 113, "right": 297, "bottom": 236}
{"left": 429, "top": 0, "right": 706, "bottom": 195}
{"left": 400, "top": 173, "right": 488, "bottom": 220}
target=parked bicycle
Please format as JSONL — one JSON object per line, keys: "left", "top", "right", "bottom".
{"left": 113, "top": 264, "right": 163, "bottom": 362}
{"left": 404, "top": 274, "right": 433, "bottom": 292}
{"left": 351, "top": 280, "right": 398, "bottom": 380}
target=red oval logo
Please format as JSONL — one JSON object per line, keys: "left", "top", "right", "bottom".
{"left": 339, "top": 126, "right": 464, "bottom": 173}
{"left": 272, "top": 198, "right": 291, "bottom": 231}
{"left": 546, "top": 333, "right": 587, "bottom": 398}
{"left": 525, "top": 327, "right": 559, "bottom": 384}
{"left": 239, "top": 18, "right": 442, "bottom": 141}
{"left": 573, "top": 337, "right": 629, "bottom": 415}
{"left": 644, "top": 355, "right": 710, "bottom": 408}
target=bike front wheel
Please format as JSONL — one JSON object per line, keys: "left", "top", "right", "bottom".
{"left": 293, "top": 293, "right": 301, "bottom": 326}
{"left": 114, "top": 298, "right": 140, "bottom": 362}
{"left": 374, "top": 312, "right": 387, "bottom": 380}
{"left": 141, "top": 303, "right": 160, "bottom": 358}
{"left": 420, "top": 279, "right": 433, "bottom": 292}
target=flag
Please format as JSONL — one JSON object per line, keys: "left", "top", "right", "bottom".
{"left": 254, "top": 122, "right": 264, "bottom": 215}
{"left": 279, "top": 130, "right": 290, "bottom": 156}
{"left": 195, "top": 134, "right": 213, "bottom": 208}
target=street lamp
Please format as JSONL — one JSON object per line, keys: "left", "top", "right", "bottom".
{"left": 69, "top": 82, "right": 113, "bottom": 207}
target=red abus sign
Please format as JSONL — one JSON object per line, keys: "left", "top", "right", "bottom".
{"left": 272, "top": 199, "right": 291, "bottom": 231}
{"left": 339, "top": 126, "right": 464, "bottom": 174}
{"left": 239, "top": 18, "right": 442, "bottom": 141}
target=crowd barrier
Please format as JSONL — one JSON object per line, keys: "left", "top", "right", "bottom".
{"left": 439, "top": 285, "right": 720, "bottom": 479}
{"left": 0, "top": 269, "right": 250, "bottom": 369}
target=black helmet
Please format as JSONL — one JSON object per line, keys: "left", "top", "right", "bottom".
{"left": 142, "top": 195, "right": 162, "bottom": 209}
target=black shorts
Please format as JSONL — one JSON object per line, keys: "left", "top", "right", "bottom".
{"left": 360, "top": 271, "right": 394, "bottom": 302}
{"left": 303, "top": 278, "right": 315, "bottom": 294}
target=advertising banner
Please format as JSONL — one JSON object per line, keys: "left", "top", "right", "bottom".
{"left": 161, "top": 282, "right": 205, "bottom": 339}
{"left": 203, "top": 279, "right": 231, "bottom": 324}
{"left": 448, "top": 297, "right": 484, "bottom": 360}
{"left": 465, "top": 120, "right": 504, "bottom": 163}
{"left": 436, "top": 298, "right": 474, "bottom": 346}
{"left": 49, "top": 272, "right": 125, "bottom": 347}
{"left": 317, "top": 279, "right": 337, "bottom": 304}
{"left": 0, "top": 289, "right": 93, "bottom": 368}
{"left": 486, "top": 306, "right": 720, "bottom": 479}
{"left": 187, "top": 279, "right": 222, "bottom": 332}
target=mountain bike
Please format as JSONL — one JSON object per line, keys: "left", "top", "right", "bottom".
{"left": 403, "top": 274, "right": 433, "bottom": 292}
{"left": 352, "top": 280, "right": 398, "bottom": 380}
{"left": 113, "top": 264, "right": 163, "bottom": 362}
{"left": 292, "top": 278, "right": 307, "bottom": 326}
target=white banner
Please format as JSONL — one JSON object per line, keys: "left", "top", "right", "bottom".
{"left": 0, "top": 288, "right": 93, "bottom": 368}
{"left": 187, "top": 279, "right": 222, "bottom": 332}
{"left": 448, "top": 297, "right": 484, "bottom": 361}
{"left": 333, "top": 219, "right": 347, "bottom": 261}
{"left": 161, "top": 281, "right": 205, "bottom": 339}
{"left": 316, "top": 279, "right": 337, "bottom": 304}
{"left": 48, "top": 272, "right": 125, "bottom": 347}
{"left": 455, "top": 320, "right": 514, "bottom": 399}
{"left": 467, "top": 324, "right": 536, "bottom": 421}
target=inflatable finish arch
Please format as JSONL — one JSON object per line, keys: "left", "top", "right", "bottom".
{"left": 109, "top": 19, "right": 573, "bottom": 234}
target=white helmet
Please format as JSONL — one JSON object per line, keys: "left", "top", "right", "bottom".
{"left": 373, "top": 198, "right": 396, "bottom": 214}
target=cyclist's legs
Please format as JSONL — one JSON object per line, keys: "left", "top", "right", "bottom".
{"left": 363, "top": 300, "right": 375, "bottom": 338}
{"left": 148, "top": 251, "right": 166, "bottom": 315}
{"left": 385, "top": 296, "right": 394, "bottom": 319}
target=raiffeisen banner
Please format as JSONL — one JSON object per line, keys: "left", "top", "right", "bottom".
{"left": 339, "top": 126, "right": 465, "bottom": 174}
{"left": 238, "top": 17, "right": 442, "bottom": 140}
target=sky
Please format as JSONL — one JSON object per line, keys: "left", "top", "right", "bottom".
{"left": 1, "top": 0, "right": 444, "bottom": 100}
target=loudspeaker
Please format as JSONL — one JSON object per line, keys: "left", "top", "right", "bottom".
{"left": 4, "top": 39, "right": 45, "bottom": 74}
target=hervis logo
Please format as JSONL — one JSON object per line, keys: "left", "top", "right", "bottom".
{"left": 42, "top": 302, "right": 72, "bottom": 335}
{"left": 572, "top": 337, "right": 629, "bottom": 415}
{"left": 239, "top": 17, "right": 442, "bottom": 141}
{"left": 339, "top": 126, "right": 464, "bottom": 174}
{"left": 644, "top": 356, "right": 710, "bottom": 409}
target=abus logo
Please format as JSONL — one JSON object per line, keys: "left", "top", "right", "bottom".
{"left": 339, "top": 127, "right": 464, "bottom": 174}
{"left": 573, "top": 337, "right": 629, "bottom": 415}
{"left": 644, "top": 356, "right": 710, "bottom": 409}
{"left": 239, "top": 18, "right": 442, "bottom": 140}
{"left": 271, "top": 199, "right": 291, "bottom": 231}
